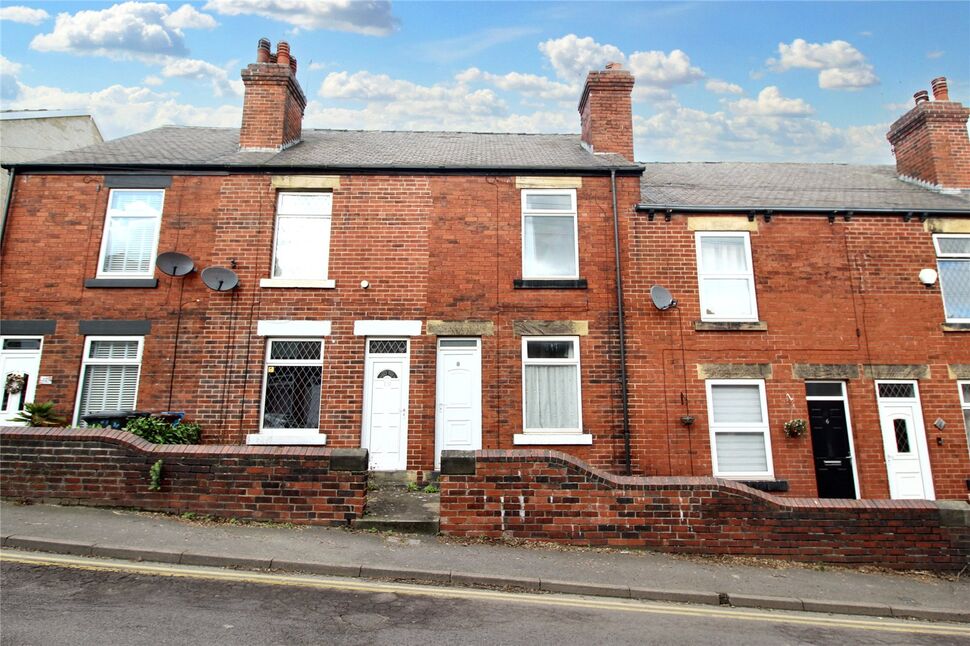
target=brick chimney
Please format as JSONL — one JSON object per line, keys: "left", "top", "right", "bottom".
{"left": 886, "top": 76, "right": 970, "bottom": 190}
{"left": 578, "top": 62, "right": 636, "bottom": 161}
{"left": 239, "top": 38, "right": 307, "bottom": 151}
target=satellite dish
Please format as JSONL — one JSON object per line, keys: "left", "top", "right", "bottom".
{"left": 201, "top": 266, "right": 239, "bottom": 292}
{"left": 156, "top": 252, "right": 195, "bottom": 277}
{"left": 650, "top": 285, "right": 677, "bottom": 311}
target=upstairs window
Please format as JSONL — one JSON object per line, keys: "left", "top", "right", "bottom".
{"left": 521, "top": 189, "right": 578, "bottom": 279}
{"left": 98, "top": 190, "right": 164, "bottom": 277}
{"left": 695, "top": 232, "right": 758, "bottom": 321}
{"left": 934, "top": 234, "right": 970, "bottom": 323}
{"left": 74, "top": 337, "right": 143, "bottom": 425}
{"left": 271, "top": 192, "right": 333, "bottom": 280}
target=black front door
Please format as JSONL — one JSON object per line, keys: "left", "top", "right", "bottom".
{"left": 807, "top": 400, "right": 857, "bottom": 498}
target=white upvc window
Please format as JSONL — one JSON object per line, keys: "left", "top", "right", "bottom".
{"left": 934, "top": 234, "right": 970, "bottom": 323}
{"left": 270, "top": 192, "right": 333, "bottom": 281}
{"left": 259, "top": 338, "right": 324, "bottom": 433}
{"left": 521, "top": 189, "right": 579, "bottom": 279}
{"left": 73, "top": 336, "right": 144, "bottom": 425}
{"left": 960, "top": 381, "right": 970, "bottom": 460}
{"left": 695, "top": 231, "right": 759, "bottom": 322}
{"left": 706, "top": 379, "right": 773, "bottom": 478}
{"left": 97, "top": 189, "right": 164, "bottom": 278}
{"left": 521, "top": 336, "right": 583, "bottom": 434}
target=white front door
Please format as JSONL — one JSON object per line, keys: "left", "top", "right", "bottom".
{"left": 876, "top": 381, "right": 934, "bottom": 500}
{"left": 362, "top": 339, "right": 410, "bottom": 471}
{"left": 1, "top": 337, "right": 43, "bottom": 425}
{"left": 435, "top": 338, "right": 482, "bottom": 469}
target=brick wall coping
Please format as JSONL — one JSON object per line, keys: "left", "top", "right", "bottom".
{"left": 444, "top": 449, "right": 948, "bottom": 513}
{"left": 0, "top": 427, "right": 367, "bottom": 469}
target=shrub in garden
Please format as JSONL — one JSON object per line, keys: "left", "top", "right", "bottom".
{"left": 124, "top": 416, "right": 201, "bottom": 444}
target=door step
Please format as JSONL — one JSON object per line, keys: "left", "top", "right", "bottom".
{"left": 354, "top": 485, "right": 440, "bottom": 535}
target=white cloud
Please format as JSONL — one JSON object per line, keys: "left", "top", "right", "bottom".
{"left": 768, "top": 38, "right": 879, "bottom": 90}
{"left": 160, "top": 58, "right": 242, "bottom": 96}
{"left": 1, "top": 55, "right": 23, "bottom": 100}
{"left": 538, "top": 34, "right": 624, "bottom": 83}
{"left": 0, "top": 5, "right": 49, "bottom": 24}
{"left": 705, "top": 79, "right": 744, "bottom": 95}
{"left": 926, "top": 50, "right": 944, "bottom": 59}
{"left": 729, "top": 86, "right": 814, "bottom": 117}
{"left": 307, "top": 62, "right": 329, "bottom": 71}
{"left": 203, "top": 0, "right": 398, "bottom": 36}
{"left": 31, "top": 2, "right": 217, "bottom": 60}
{"left": 143, "top": 75, "right": 164, "bottom": 86}
{"left": 626, "top": 49, "right": 703, "bottom": 88}
{"left": 458, "top": 67, "right": 575, "bottom": 102}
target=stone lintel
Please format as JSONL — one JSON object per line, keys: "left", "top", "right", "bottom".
{"left": 924, "top": 218, "right": 970, "bottom": 234}
{"left": 513, "top": 320, "right": 589, "bottom": 336}
{"left": 694, "top": 321, "right": 768, "bottom": 332}
{"left": 687, "top": 216, "right": 758, "bottom": 232}
{"left": 271, "top": 175, "right": 340, "bottom": 190}
{"left": 947, "top": 364, "right": 970, "bottom": 380}
{"left": 515, "top": 176, "right": 582, "bottom": 189}
{"left": 792, "top": 364, "right": 860, "bottom": 380}
{"left": 863, "top": 364, "right": 930, "bottom": 380}
{"left": 426, "top": 320, "right": 495, "bottom": 336}
{"left": 697, "top": 363, "right": 772, "bottom": 380}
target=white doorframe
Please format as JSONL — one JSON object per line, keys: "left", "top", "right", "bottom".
{"left": 0, "top": 336, "right": 44, "bottom": 426}
{"left": 875, "top": 380, "right": 935, "bottom": 500}
{"left": 805, "top": 381, "right": 861, "bottom": 499}
{"left": 361, "top": 338, "right": 410, "bottom": 471}
{"left": 435, "top": 337, "right": 482, "bottom": 470}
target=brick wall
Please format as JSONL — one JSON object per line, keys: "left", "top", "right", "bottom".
{"left": 440, "top": 450, "right": 970, "bottom": 571}
{"left": 0, "top": 427, "right": 367, "bottom": 525}
{"left": 887, "top": 95, "right": 970, "bottom": 189}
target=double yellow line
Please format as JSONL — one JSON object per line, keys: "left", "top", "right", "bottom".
{"left": 2, "top": 549, "right": 968, "bottom": 637}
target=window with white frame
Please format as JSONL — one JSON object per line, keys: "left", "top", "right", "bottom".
{"left": 74, "top": 337, "right": 143, "bottom": 425}
{"left": 97, "top": 190, "right": 164, "bottom": 277}
{"left": 934, "top": 234, "right": 970, "bottom": 322}
{"left": 960, "top": 381, "right": 970, "bottom": 460}
{"left": 260, "top": 339, "right": 324, "bottom": 432}
{"left": 521, "top": 189, "right": 578, "bottom": 279}
{"left": 271, "top": 192, "right": 333, "bottom": 280}
{"left": 695, "top": 232, "right": 758, "bottom": 321}
{"left": 705, "top": 380, "right": 773, "bottom": 477}
{"left": 521, "top": 337, "right": 582, "bottom": 433}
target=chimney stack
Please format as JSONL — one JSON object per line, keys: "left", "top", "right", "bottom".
{"left": 578, "top": 62, "right": 636, "bottom": 161}
{"left": 239, "top": 38, "right": 307, "bottom": 151}
{"left": 887, "top": 76, "right": 970, "bottom": 190}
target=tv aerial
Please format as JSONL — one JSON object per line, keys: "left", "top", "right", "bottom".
{"left": 201, "top": 266, "right": 239, "bottom": 292}
{"left": 650, "top": 285, "right": 677, "bottom": 311}
{"left": 155, "top": 251, "right": 195, "bottom": 277}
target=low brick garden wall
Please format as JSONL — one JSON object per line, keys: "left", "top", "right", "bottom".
{"left": 439, "top": 450, "right": 970, "bottom": 571}
{"left": 0, "top": 427, "right": 368, "bottom": 525}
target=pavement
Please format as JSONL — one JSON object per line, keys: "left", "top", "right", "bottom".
{"left": 1, "top": 500, "right": 969, "bottom": 623}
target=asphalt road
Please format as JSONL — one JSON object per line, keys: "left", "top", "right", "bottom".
{"left": 1, "top": 558, "right": 967, "bottom": 646}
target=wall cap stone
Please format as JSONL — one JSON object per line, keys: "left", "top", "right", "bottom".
{"left": 440, "top": 450, "right": 477, "bottom": 475}
{"left": 329, "top": 448, "right": 369, "bottom": 472}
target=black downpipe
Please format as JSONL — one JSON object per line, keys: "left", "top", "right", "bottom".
{"left": 0, "top": 167, "right": 16, "bottom": 249}
{"left": 611, "top": 170, "right": 632, "bottom": 475}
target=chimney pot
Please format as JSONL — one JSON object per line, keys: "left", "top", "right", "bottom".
{"left": 931, "top": 76, "right": 949, "bottom": 101}
{"left": 914, "top": 90, "right": 929, "bottom": 106}
{"left": 276, "top": 41, "right": 291, "bottom": 68}
{"left": 256, "top": 38, "right": 271, "bottom": 63}
{"left": 605, "top": 62, "right": 622, "bottom": 70}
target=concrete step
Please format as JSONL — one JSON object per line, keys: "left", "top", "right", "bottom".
{"left": 354, "top": 486, "right": 440, "bottom": 535}
{"left": 368, "top": 471, "right": 411, "bottom": 489}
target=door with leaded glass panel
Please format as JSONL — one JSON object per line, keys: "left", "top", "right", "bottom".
{"left": 875, "top": 381, "right": 934, "bottom": 500}
{"left": 362, "top": 339, "right": 410, "bottom": 471}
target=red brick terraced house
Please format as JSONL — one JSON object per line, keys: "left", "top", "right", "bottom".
{"left": 2, "top": 40, "right": 969, "bottom": 501}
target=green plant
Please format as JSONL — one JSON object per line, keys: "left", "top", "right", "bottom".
{"left": 406, "top": 481, "right": 419, "bottom": 492}
{"left": 125, "top": 416, "right": 201, "bottom": 444}
{"left": 423, "top": 483, "right": 439, "bottom": 494}
{"left": 784, "top": 418, "right": 808, "bottom": 438}
{"left": 12, "top": 401, "right": 65, "bottom": 427}
{"left": 148, "top": 459, "right": 163, "bottom": 491}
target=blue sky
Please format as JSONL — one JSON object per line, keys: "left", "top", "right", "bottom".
{"left": 1, "top": 1, "right": 968, "bottom": 163}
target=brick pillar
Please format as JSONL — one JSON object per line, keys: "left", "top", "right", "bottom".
{"left": 578, "top": 62, "right": 636, "bottom": 162}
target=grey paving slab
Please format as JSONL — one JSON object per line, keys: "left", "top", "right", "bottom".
{"left": 1, "top": 501, "right": 967, "bottom": 617}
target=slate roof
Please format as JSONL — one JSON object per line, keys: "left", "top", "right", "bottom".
{"left": 639, "top": 162, "right": 970, "bottom": 212}
{"left": 19, "top": 126, "right": 640, "bottom": 172}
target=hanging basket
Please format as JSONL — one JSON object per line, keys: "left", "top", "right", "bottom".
{"left": 5, "top": 372, "right": 26, "bottom": 395}
{"left": 784, "top": 418, "right": 807, "bottom": 438}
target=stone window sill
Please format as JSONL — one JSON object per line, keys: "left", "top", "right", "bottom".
{"left": 694, "top": 320, "right": 768, "bottom": 331}
{"left": 259, "top": 278, "right": 336, "bottom": 289}
{"left": 245, "top": 433, "right": 327, "bottom": 446}
{"left": 513, "top": 278, "right": 588, "bottom": 290}
{"left": 513, "top": 433, "right": 593, "bottom": 445}
{"left": 85, "top": 278, "right": 159, "bottom": 289}
{"left": 941, "top": 323, "right": 970, "bottom": 332}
